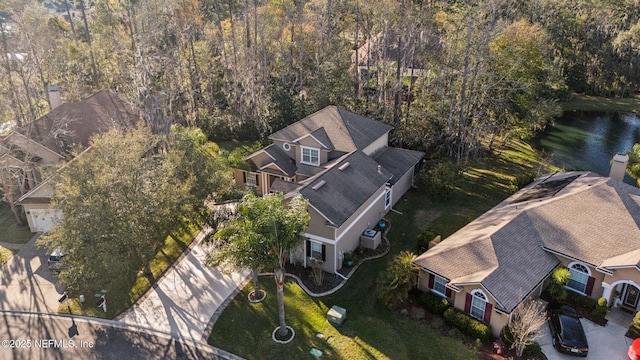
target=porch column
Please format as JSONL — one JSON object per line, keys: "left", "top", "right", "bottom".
{"left": 601, "top": 283, "right": 613, "bottom": 307}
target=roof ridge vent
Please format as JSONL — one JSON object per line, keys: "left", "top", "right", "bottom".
{"left": 338, "top": 162, "right": 350, "bottom": 171}
{"left": 311, "top": 180, "right": 326, "bottom": 190}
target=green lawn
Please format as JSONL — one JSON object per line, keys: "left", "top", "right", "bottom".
{"left": 209, "top": 139, "right": 552, "bottom": 359}
{"left": 59, "top": 223, "right": 200, "bottom": 318}
{"left": 0, "top": 206, "right": 34, "bottom": 244}
{"left": 561, "top": 93, "right": 640, "bottom": 113}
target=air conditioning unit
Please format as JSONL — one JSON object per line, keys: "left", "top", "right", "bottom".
{"left": 360, "top": 229, "right": 381, "bottom": 250}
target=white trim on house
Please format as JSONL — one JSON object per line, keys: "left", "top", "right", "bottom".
{"left": 334, "top": 190, "right": 386, "bottom": 241}
{"left": 384, "top": 187, "right": 392, "bottom": 209}
{"left": 300, "top": 146, "right": 320, "bottom": 166}
{"left": 454, "top": 282, "right": 506, "bottom": 310}
{"left": 470, "top": 289, "right": 488, "bottom": 320}
{"left": 243, "top": 148, "right": 276, "bottom": 161}
{"left": 566, "top": 261, "right": 591, "bottom": 295}
{"left": 6, "top": 131, "right": 66, "bottom": 159}
{"left": 541, "top": 246, "right": 598, "bottom": 268}
{"left": 302, "top": 232, "right": 336, "bottom": 245}
{"left": 292, "top": 133, "right": 329, "bottom": 149}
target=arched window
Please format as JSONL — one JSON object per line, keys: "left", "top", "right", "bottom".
{"left": 470, "top": 290, "right": 487, "bottom": 321}
{"left": 567, "top": 263, "right": 590, "bottom": 294}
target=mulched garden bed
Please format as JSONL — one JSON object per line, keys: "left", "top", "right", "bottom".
{"left": 286, "top": 219, "right": 392, "bottom": 295}
{"left": 395, "top": 291, "right": 547, "bottom": 360}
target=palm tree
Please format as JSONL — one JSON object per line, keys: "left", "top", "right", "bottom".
{"left": 207, "top": 193, "right": 309, "bottom": 341}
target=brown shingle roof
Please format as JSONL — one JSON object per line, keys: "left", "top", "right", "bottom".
{"left": 414, "top": 171, "right": 640, "bottom": 313}
{"left": 15, "top": 90, "right": 140, "bottom": 156}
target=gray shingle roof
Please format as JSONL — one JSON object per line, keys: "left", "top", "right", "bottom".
{"left": 414, "top": 171, "right": 640, "bottom": 313}
{"left": 374, "top": 147, "right": 424, "bottom": 185}
{"left": 262, "top": 144, "right": 297, "bottom": 177}
{"left": 269, "top": 106, "right": 393, "bottom": 152}
{"left": 270, "top": 178, "right": 302, "bottom": 194}
{"left": 299, "top": 151, "right": 392, "bottom": 227}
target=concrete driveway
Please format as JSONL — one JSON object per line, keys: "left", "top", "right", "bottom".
{"left": 0, "top": 234, "right": 65, "bottom": 313}
{"left": 540, "top": 313, "right": 633, "bottom": 360}
{"left": 116, "top": 228, "right": 250, "bottom": 343}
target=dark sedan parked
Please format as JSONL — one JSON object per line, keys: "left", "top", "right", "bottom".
{"left": 548, "top": 303, "right": 589, "bottom": 357}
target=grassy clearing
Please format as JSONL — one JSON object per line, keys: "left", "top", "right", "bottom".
{"left": 58, "top": 224, "right": 199, "bottom": 318}
{"left": 209, "top": 139, "right": 552, "bottom": 359}
{"left": 561, "top": 93, "right": 640, "bottom": 113}
{"left": 0, "top": 206, "right": 34, "bottom": 244}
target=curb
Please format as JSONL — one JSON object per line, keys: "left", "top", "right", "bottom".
{"left": 0, "top": 310, "right": 244, "bottom": 359}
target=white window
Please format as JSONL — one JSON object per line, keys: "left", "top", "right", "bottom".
{"left": 301, "top": 146, "right": 320, "bottom": 166}
{"left": 384, "top": 188, "right": 392, "bottom": 209}
{"left": 245, "top": 172, "right": 258, "bottom": 187}
{"left": 433, "top": 275, "right": 447, "bottom": 296}
{"left": 283, "top": 143, "right": 291, "bottom": 151}
{"left": 310, "top": 241, "right": 323, "bottom": 259}
{"left": 470, "top": 290, "right": 487, "bottom": 321}
{"left": 567, "top": 263, "right": 590, "bottom": 293}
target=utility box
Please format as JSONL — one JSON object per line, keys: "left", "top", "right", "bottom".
{"left": 360, "top": 229, "right": 381, "bottom": 250}
{"left": 327, "top": 305, "right": 346, "bottom": 326}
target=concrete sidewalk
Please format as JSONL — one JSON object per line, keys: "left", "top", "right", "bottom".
{"left": 116, "top": 229, "right": 250, "bottom": 343}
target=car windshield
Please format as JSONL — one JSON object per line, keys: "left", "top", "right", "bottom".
{"left": 559, "top": 315, "right": 587, "bottom": 345}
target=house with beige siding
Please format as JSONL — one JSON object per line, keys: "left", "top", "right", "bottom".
{"left": 1, "top": 89, "right": 140, "bottom": 232}
{"left": 414, "top": 168, "right": 640, "bottom": 336}
{"left": 236, "top": 106, "right": 424, "bottom": 273}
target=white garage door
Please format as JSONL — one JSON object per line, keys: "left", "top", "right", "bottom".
{"left": 30, "top": 209, "right": 61, "bottom": 233}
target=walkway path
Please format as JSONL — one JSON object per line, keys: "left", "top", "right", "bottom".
{"left": 116, "top": 228, "right": 250, "bottom": 343}
{"left": 0, "top": 241, "right": 25, "bottom": 251}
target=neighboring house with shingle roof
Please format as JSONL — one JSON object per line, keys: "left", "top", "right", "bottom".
{"left": 0, "top": 89, "right": 140, "bottom": 232}
{"left": 235, "top": 106, "right": 425, "bottom": 273}
{"left": 414, "top": 170, "right": 640, "bottom": 336}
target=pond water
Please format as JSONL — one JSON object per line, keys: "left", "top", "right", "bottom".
{"left": 531, "top": 111, "right": 640, "bottom": 185}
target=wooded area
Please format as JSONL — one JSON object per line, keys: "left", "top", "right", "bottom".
{"left": 1, "top": 0, "right": 639, "bottom": 162}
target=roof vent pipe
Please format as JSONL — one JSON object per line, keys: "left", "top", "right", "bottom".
{"left": 610, "top": 153, "right": 629, "bottom": 182}
{"left": 377, "top": 165, "right": 382, "bottom": 174}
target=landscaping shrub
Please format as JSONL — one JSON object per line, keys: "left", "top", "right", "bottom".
{"left": 443, "top": 308, "right": 493, "bottom": 344}
{"left": 628, "top": 311, "right": 640, "bottom": 339}
{"left": 499, "top": 325, "right": 515, "bottom": 349}
{"left": 509, "top": 172, "right": 536, "bottom": 193}
{"left": 565, "top": 291, "right": 597, "bottom": 310}
{"left": 416, "top": 230, "right": 439, "bottom": 253}
{"left": 548, "top": 268, "right": 570, "bottom": 301}
{"left": 415, "top": 161, "right": 460, "bottom": 202}
{"left": 591, "top": 297, "right": 607, "bottom": 323}
{"left": 420, "top": 291, "right": 451, "bottom": 315}
{"left": 522, "top": 341, "right": 542, "bottom": 358}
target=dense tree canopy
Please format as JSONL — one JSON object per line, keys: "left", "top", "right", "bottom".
{"left": 38, "top": 125, "right": 226, "bottom": 292}
{"left": 2, "top": 0, "right": 638, "bottom": 162}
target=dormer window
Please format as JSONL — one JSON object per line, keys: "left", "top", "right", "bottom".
{"left": 301, "top": 146, "right": 320, "bottom": 166}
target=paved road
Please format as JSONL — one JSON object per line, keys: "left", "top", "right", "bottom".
{"left": 0, "top": 311, "right": 241, "bottom": 360}
{"left": 116, "top": 229, "right": 250, "bottom": 343}
{"left": 0, "top": 234, "right": 64, "bottom": 313}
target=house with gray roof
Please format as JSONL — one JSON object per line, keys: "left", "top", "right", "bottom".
{"left": 236, "top": 106, "right": 424, "bottom": 273}
{"left": 414, "top": 168, "right": 640, "bottom": 335}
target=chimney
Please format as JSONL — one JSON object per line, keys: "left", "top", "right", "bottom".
{"left": 610, "top": 153, "right": 629, "bottom": 181}
{"left": 48, "top": 85, "right": 61, "bottom": 110}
